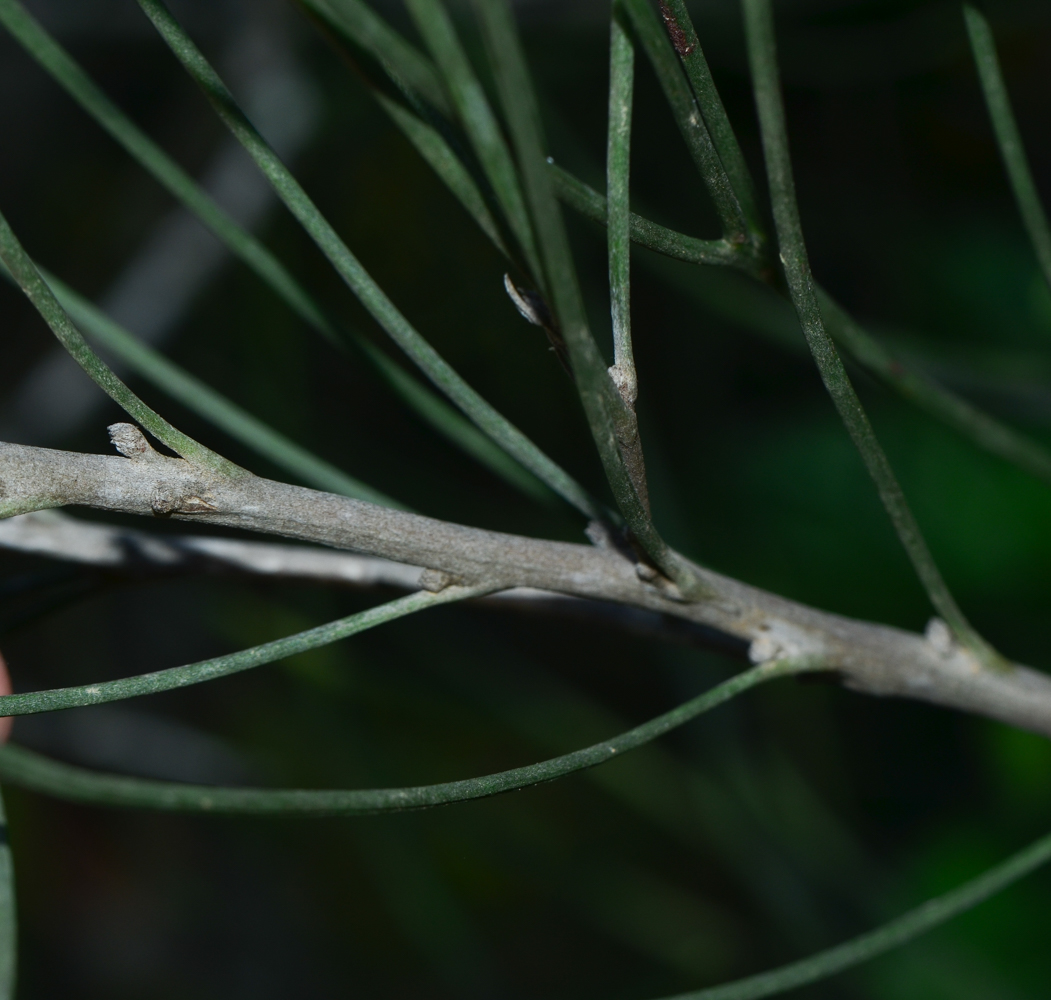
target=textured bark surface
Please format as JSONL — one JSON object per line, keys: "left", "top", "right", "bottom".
{"left": 4, "top": 429, "right": 1051, "bottom": 737}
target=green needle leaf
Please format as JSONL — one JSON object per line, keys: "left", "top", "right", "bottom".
{"left": 656, "top": 0, "right": 762, "bottom": 235}
{"left": 403, "top": 0, "right": 543, "bottom": 283}
{"left": 373, "top": 91, "right": 511, "bottom": 259}
{"left": 35, "top": 266, "right": 403, "bottom": 508}
{"left": 607, "top": 11, "right": 638, "bottom": 406}
{"left": 617, "top": 0, "right": 750, "bottom": 248}
{"left": 471, "top": 0, "right": 709, "bottom": 596}
{"left": 657, "top": 826, "right": 1051, "bottom": 999}
{"left": 300, "top": 0, "right": 452, "bottom": 116}
{"left": 0, "top": 587, "right": 484, "bottom": 718}
{"left": 0, "top": 0, "right": 559, "bottom": 506}
{"left": 0, "top": 657, "right": 817, "bottom": 813}
{"left": 551, "top": 162, "right": 1051, "bottom": 492}
{"left": 742, "top": 0, "right": 998, "bottom": 666}
{"left": 0, "top": 0, "right": 327, "bottom": 335}
{"left": 550, "top": 162, "right": 740, "bottom": 266}
{"left": 964, "top": 3, "right": 1051, "bottom": 297}
{"left": 0, "top": 210, "right": 239, "bottom": 478}
{"left": 133, "top": 0, "right": 601, "bottom": 520}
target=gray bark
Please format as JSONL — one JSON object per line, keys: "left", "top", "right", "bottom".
{"left": 3, "top": 427, "right": 1051, "bottom": 737}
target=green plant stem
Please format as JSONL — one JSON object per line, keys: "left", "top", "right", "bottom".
{"left": 0, "top": 0, "right": 556, "bottom": 507}
{"left": 607, "top": 11, "right": 638, "bottom": 406}
{"left": 964, "top": 4, "right": 1051, "bottom": 295}
{"left": 403, "top": 0, "right": 542, "bottom": 284}
{"left": 471, "top": 0, "right": 704, "bottom": 594}
{"left": 742, "top": 0, "right": 997, "bottom": 665}
{"left": 0, "top": 209, "right": 239, "bottom": 477}
{"left": 550, "top": 163, "right": 1051, "bottom": 491}
{"left": 659, "top": 826, "right": 1051, "bottom": 1000}
{"left": 134, "top": 0, "right": 601, "bottom": 520}
{"left": 0, "top": 658, "right": 818, "bottom": 814}
{"left": 617, "top": 0, "right": 750, "bottom": 247}
{"left": 0, "top": 587, "right": 483, "bottom": 718}
{"left": 0, "top": 791, "right": 15, "bottom": 1000}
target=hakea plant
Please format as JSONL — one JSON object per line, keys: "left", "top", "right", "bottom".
{"left": 0, "top": 0, "right": 1050, "bottom": 995}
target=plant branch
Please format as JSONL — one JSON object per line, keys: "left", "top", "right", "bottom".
{"left": 0, "top": 511, "right": 743, "bottom": 653}
{"left": 4, "top": 430, "right": 1051, "bottom": 738}
{"left": 471, "top": 0, "right": 705, "bottom": 595}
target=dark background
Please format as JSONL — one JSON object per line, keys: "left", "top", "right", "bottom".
{"left": 1, "top": 0, "right": 1051, "bottom": 996}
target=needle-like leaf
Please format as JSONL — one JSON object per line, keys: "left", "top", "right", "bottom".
{"left": 657, "top": 825, "right": 1051, "bottom": 999}
{"left": 134, "top": 0, "right": 602, "bottom": 520}
{"left": 656, "top": 0, "right": 762, "bottom": 235}
{"left": 0, "top": 657, "right": 817, "bottom": 812}
{"left": 0, "top": 587, "right": 485, "bottom": 717}
{"left": 34, "top": 266, "right": 403, "bottom": 508}
{"left": 607, "top": 10, "right": 638, "bottom": 407}
{"left": 550, "top": 163, "right": 1051, "bottom": 491}
{"left": 0, "top": 0, "right": 555, "bottom": 505}
{"left": 403, "top": 0, "right": 543, "bottom": 284}
{"left": 963, "top": 3, "right": 1051, "bottom": 296}
{"left": 0, "top": 792, "right": 14, "bottom": 1000}
{"left": 471, "top": 0, "right": 705, "bottom": 594}
{"left": 742, "top": 0, "right": 998, "bottom": 665}
{"left": 0, "top": 210, "right": 239, "bottom": 478}
{"left": 617, "top": 0, "right": 751, "bottom": 248}
{"left": 374, "top": 91, "right": 510, "bottom": 259}
{"left": 300, "top": 0, "right": 452, "bottom": 115}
